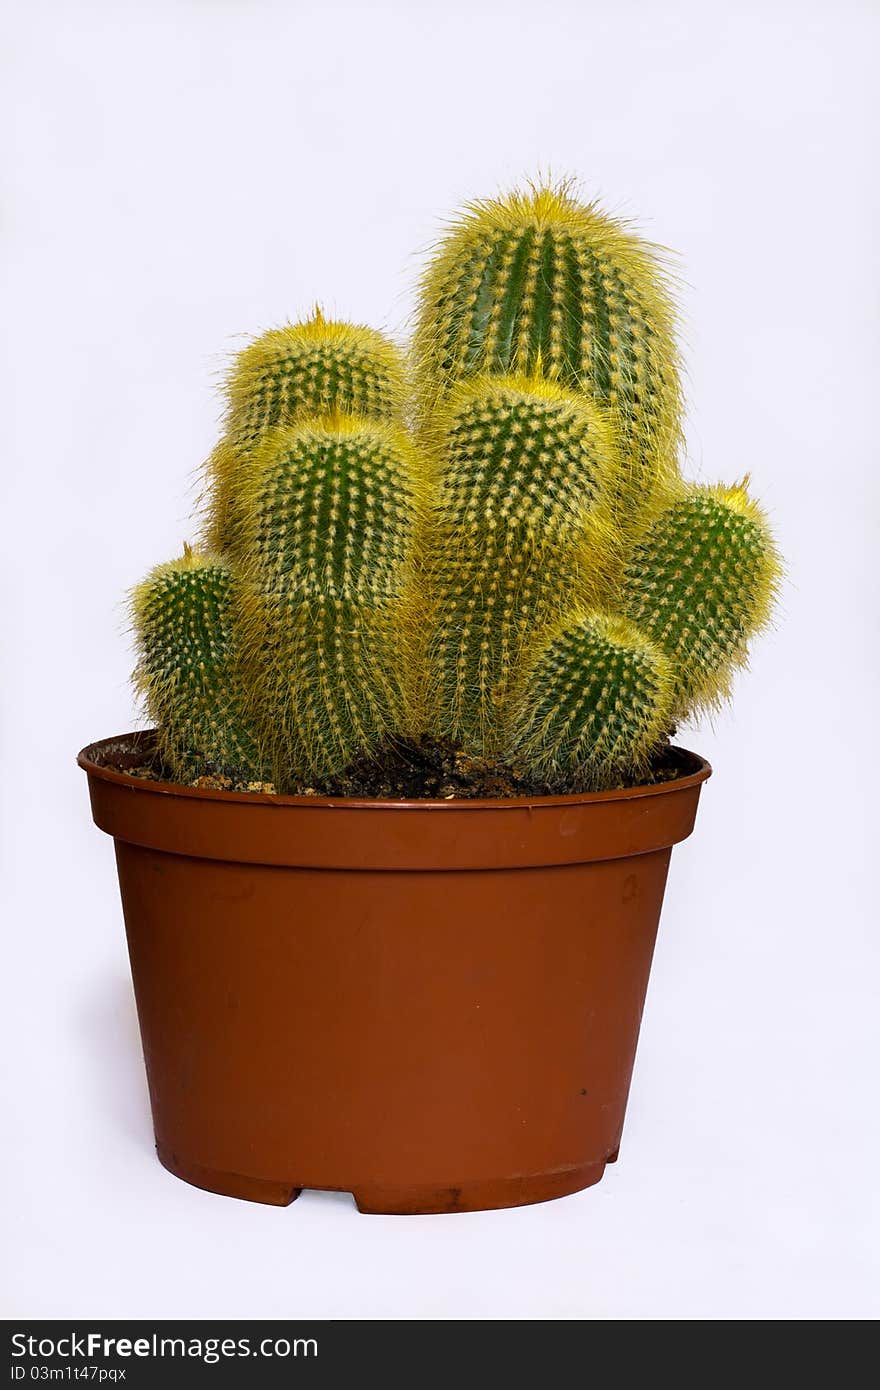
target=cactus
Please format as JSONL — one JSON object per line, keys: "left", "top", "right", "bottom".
{"left": 621, "top": 480, "right": 781, "bottom": 712}
{"left": 414, "top": 181, "right": 683, "bottom": 519}
{"left": 422, "top": 373, "right": 620, "bottom": 749}
{"left": 136, "top": 314, "right": 420, "bottom": 789}
{"left": 410, "top": 180, "right": 781, "bottom": 786}
{"left": 505, "top": 613, "right": 673, "bottom": 789}
{"left": 132, "top": 547, "right": 263, "bottom": 780}
{"left": 235, "top": 415, "right": 423, "bottom": 786}
{"left": 427, "top": 373, "right": 618, "bottom": 553}
{"left": 205, "top": 309, "right": 407, "bottom": 554}
{"left": 502, "top": 479, "right": 781, "bottom": 783}
{"left": 132, "top": 181, "right": 781, "bottom": 797}
{"left": 239, "top": 416, "right": 419, "bottom": 600}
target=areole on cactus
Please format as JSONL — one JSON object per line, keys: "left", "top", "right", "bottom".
{"left": 131, "top": 179, "right": 781, "bottom": 795}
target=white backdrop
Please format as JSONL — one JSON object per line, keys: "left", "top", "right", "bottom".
{"left": 2, "top": 0, "right": 878, "bottom": 1320}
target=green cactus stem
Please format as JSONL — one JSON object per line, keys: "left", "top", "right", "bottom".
{"left": 427, "top": 372, "right": 618, "bottom": 553}
{"left": 504, "top": 611, "right": 673, "bottom": 788}
{"left": 621, "top": 480, "right": 782, "bottom": 711}
{"left": 236, "top": 415, "right": 423, "bottom": 784}
{"left": 206, "top": 309, "right": 407, "bottom": 553}
{"left": 414, "top": 181, "right": 683, "bottom": 518}
{"left": 418, "top": 372, "right": 620, "bottom": 750}
{"left": 132, "top": 547, "right": 263, "bottom": 780}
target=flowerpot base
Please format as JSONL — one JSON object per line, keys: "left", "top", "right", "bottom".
{"left": 156, "top": 1143, "right": 607, "bottom": 1214}
{"left": 352, "top": 1162, "right": 607, "bottom": 1214}
{"left": 156, "top": 1143, "right": 302, "bottom": 1207}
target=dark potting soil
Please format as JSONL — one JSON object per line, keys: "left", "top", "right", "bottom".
{"left": 109, "top": 733, "right": 686, "bottom": 800}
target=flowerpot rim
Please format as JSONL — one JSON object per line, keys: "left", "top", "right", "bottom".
{"left": 78, "top": 729, "right": 711, "bottom": 812}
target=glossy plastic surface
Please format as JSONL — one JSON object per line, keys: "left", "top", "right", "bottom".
{"left": 80, "top": 731, "right": 710, "bottom": 1214}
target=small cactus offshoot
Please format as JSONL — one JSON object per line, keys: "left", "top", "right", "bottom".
{"left": 621, "top": 480, "right": 781, "bottom": 712}
{"left": 132, "top": 180, "right": 781, "bottom": 793}
{"left": 132, "top": 548, "right": 263, "bottom": 781}
{"left": 505, "top": 612, "right": 673, "bottom": 789}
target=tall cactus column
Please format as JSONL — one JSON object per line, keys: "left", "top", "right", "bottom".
{"left": 421, "top": 373, "right": 619, "bottom": 752}
{"left": 412, "top": 181, "right": 781, "bottom": 788}
{"left": 236, "top": 414, "right": 423, "bottom": 788}
{"left": 410, "top": 182, "right": 684, "bottom": 764}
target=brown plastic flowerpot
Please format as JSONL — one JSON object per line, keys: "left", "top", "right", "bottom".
{"left": 79, "top": 730, "right": 710, "bottom": 1215}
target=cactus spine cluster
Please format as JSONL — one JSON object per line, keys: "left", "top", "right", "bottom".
{"left": 132, "top": 180, "right": 781, "bottom": 794}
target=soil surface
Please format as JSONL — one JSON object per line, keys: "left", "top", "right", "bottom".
{"left": 107, "top": 734, "right": 686, "bottom": 800}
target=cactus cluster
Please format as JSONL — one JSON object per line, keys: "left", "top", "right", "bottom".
{"left": 135, "top": 310, "right": 421, "bottom": 790}
{"left": 132, "top": 181, "right": 780, "bottom": 794}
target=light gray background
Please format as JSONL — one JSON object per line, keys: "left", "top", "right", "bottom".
{"left": 2, "top": 0, "right": 877, "bottom": 1320}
